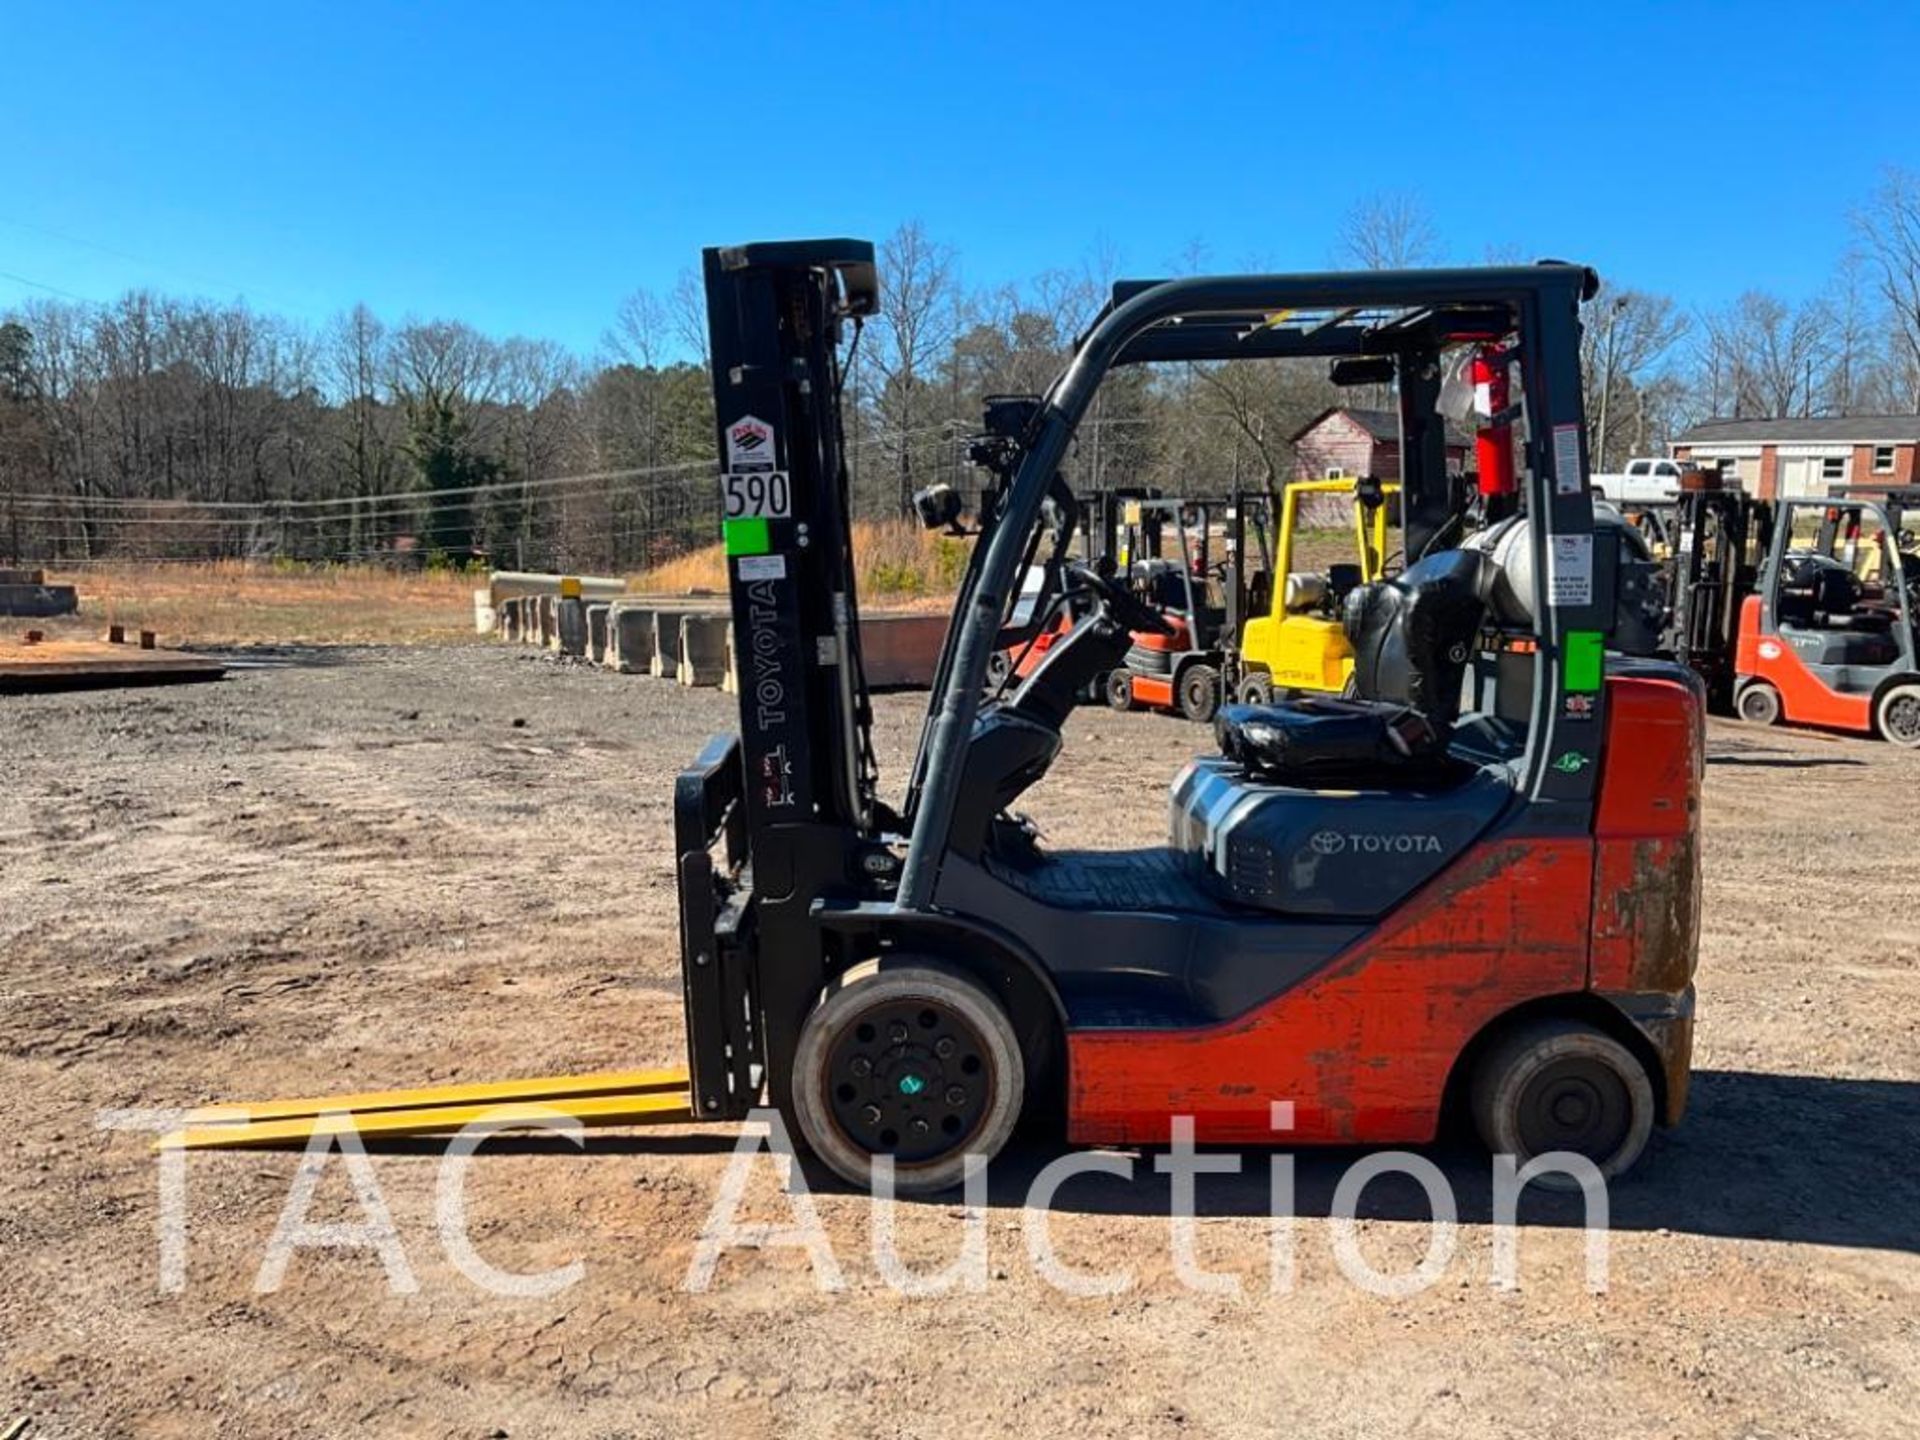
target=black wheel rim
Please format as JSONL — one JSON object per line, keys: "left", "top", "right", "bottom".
{"left": 1514, "top": 1057, "right": 1633, "bottom": 1162}
{"left": 824, "top": 997, "right": 995, "bottom": 1166}
{"left": 1885, "top": 692, "right": 1920, "bottom": 744}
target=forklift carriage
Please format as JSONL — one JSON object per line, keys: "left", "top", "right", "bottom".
{"left": 678, "top": 240, "right": 1705, "bottom": 1193}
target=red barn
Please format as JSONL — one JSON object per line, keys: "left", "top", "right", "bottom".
{"left": 1290, "top": 407, "right": 1471, "bottom": 484}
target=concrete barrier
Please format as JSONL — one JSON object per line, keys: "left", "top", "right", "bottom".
{"left": 650, "top": 610, "right": 683, "bottom": 678}
{"left": 0, "top": 579, "right": 79, "bottom": 618}
{"left": 586, "top": 602, "right": 610, "bottom": 665}
{"left": 678, "top": 613, "right": 730, "bottom": 687}
{"left": 607, "top": 601, "right": 654, "bottom": 673}
{"left": 498, "top": 598, "right": 522, "bottom": 642}
{"left": 556, "top": 597, "right": 588, "bottom": 657}
{"left": 535, "top": 595, "right": 557, "bottom": 649}
{"left": 722, "top": 623, "right": 738, "bottom": 694}
{"left": 473, "top": 588, "right": 496, "bottom": 634}
{"left": 859, "top": 612, "right": 951, "bottom": 688}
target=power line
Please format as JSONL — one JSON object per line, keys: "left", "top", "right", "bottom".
{"left": 0, "top": 267, "right": 99, "bottom": 305}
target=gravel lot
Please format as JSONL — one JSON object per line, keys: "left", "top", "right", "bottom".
{"left": 1, "top": 645, "right": 1915, "bottom": 1439}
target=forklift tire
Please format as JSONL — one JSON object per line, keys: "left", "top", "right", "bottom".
{"left": 1469, "top": 1019, "right": 1655, "bottom": 1189}
{"left": 1105, "top": 669, "right": 1138, "bottom": 711}
{"left": 1735, "top": 681, "right": 1782, "bottom": 728}
{"left": 985, "top": 650, "right": 1013, "bottom": 691}
{"left": 791, "top": 961, "right": 1026, "bottom": 1195}
{"left": 1237, "top": 673, "right": 1274, "bottom": 707}
{"left": 1874, "top": 682, "right": 1920, "bottom": 747}
{"left": 1178, "top": 664, "right": 1222, "bottom": 723}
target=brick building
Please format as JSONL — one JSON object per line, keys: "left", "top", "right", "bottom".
{"left": 1672, "top": 416, "right": 1920, "bottom": 499}
{"left": 1289, "top": 407, "right": 1471, "bottom": 483}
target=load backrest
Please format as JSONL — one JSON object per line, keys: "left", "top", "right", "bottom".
{"left": 1342, "top": 549, "right": 1494, "bottom": 725}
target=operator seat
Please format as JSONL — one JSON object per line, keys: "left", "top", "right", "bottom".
{"left": 1215, "top": 548, "right": 1495, "bottom": 786}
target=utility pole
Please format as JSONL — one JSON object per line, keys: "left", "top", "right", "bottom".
{"left": 1594, "top": 295, "right": 1629, "bottom": 472}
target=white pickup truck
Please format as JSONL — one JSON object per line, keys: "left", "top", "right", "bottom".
{"left": 1591, "top": 456, "right": 1685, "bottom": 504}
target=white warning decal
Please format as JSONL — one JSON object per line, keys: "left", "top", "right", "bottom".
{"left": 736, "top": 554, "right": 786, "bottom": 582}
{"left": 1548, "top": 533, "right": 1594, "bottom": 608}
{"left": 1552, "top": 423, "right": 1584, "bottom": 496}
{"left": 726, "top": 415, "right": 776, "bottom": 472}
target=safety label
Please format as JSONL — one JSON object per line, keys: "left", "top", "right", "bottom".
{"left": 1552, "top": 423, "right": 1584, "bottom": 496}
{"left": 726, "top": 414, "right": 776, "bottom": 471}
{"left": 1548, "top": 533, "right": 1593, "bottom": 607}
{"left": 736, "top": 554, "right": 786, "bottom": 582}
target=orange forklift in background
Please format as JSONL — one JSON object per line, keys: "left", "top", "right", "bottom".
{"left": 1732, "top": 488, "right": 1920, "bottom": 746}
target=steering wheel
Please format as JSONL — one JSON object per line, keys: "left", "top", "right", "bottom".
{"left": 1068, "top": 560, "right": 1173, "bottom": 635}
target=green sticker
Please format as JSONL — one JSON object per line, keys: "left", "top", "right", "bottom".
{"left": 1565, "top": 629, "right": 1604, "bottom": 693}
{"left": 724, "top": 516, "right": 771, "bottom": 556}
{"left": 1552, "top": 751, "right": 1590, "bottom": 774}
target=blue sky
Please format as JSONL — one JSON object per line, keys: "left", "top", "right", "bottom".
{"left": 2, "top": 1, "right": 1915, "bottom": 357}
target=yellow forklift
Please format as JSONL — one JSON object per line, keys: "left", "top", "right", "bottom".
{"left": 1234, "top": 474, "right": 1398, "bottom": 704}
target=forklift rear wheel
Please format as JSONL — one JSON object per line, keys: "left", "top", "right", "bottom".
{"left": 1874, "top": 683, "right": 1920, "bottom": 747}
{"left": 1735, "top": 681, "right": 1782, "bottom": 728}
{"left": 1237, "top": 674, "right": 1274, "bottom": 707}
{"left": 985, "top": 650, "right": 1013, "bottom": 691}
{"left": 1105, "top": 669, "right": 1138, "bottom": 711}
{"left": 1178, "top": 665, "right": 1222, "bottom": 723}
{"left": 1469, "top": 1019, "right": 1655, "bottom": 1188}
{"left": 792, "top": 962, "right": 1025, "bottom": 1195}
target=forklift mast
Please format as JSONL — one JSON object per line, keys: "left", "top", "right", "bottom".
{"left": 699, "top": 241, "right": 879, "bottom": 840}
{"left": 679, "top": 240, "right": 885, "bottom": 1120}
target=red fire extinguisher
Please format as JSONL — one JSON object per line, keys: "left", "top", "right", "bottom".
{"left": 1470, "top": 347, "right": 1515, "bottom": 500}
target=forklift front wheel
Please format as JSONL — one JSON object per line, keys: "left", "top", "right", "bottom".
{"left": 1874, "top": 682, "right": 1920, "bottom": 747}
{"left": 1178, "top": 664, "right": 1222, "bottom": 723}
{"left": 1469, "top": 1019, "right": 1655, "bottom": 1189}
{"left": 1104, "top": 669, "right": 1138, "bottom": 711}
{"left": 1735, "top": 680, "right": 1782, "bottom": 728}
{"left": 791, "top": 962, "right": 1026, "bottom": 1195}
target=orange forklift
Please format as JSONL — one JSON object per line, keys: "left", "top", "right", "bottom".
{"left": 173, "top": 246, "right": 1705, "bottom": 1198}
{"left": 1726, "top": 486, "right": 1920, "bottom": 745}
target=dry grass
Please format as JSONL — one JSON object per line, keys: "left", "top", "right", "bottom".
{"left": 33, "top": 561, "right": 483, "bottom": 648}
{"left": 633, "top": 518, "right": 968, "bottom": 610}
{"left": 15, "top": 520, "right": 1376, "bottom": 652}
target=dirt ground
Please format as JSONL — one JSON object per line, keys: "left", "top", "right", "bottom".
{"left": 1, "top": 645, "right": 1915, "bottom": 1439}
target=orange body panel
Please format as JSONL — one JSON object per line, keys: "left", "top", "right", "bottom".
{"left": 1130, "top": 674, "right": 1175, "bottom": 709}
{"left": 1589, "top": 676, "right": 1703, "bottom": 996}
{"left": 1066, "top": 673, "right": 1703, "bottom": 1148}
{"left": 1067, "top": 838, "right": 1594, "bottom": 1146}
{"left": 1734, "top": 594, "right": 1873, "bottom": 732}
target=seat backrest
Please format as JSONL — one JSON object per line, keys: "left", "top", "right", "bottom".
{"left": 1342, "top": 549, "right": 1494, "bottom": 723}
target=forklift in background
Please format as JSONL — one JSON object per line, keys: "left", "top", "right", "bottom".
{"left": 174, "top": 244, "right": 1706, "bottom": 1200}
{"left": 1662, "top": 468, "right": 1774, "bottom": 714}
{"left": 1102, "top": 493, "right": 1261, "bottom": 722}
{"left": 1235, "top": 474, "right": 1397, "bottom": 705}
{"left": 1731, "top": 486, "right": 1920, "bottom": 744}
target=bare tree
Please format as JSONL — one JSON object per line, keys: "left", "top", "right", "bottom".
{"left": 670, "top": 266, "right": 710, "bottom": 369}
{"left": 1334, "top": 191, "right": 1442, "bottom": 270}
{"left": 866, "top": 220, "right": 961, "bottom": 514}
{"left": 1699, "top": 291, "right": 1832, "bottom": 419}
{"left": 1854, "top": 166, "right": 1920, "bottom": 411}
{"left": 1582, "top": 286, "right": 1689, "bottom": 470}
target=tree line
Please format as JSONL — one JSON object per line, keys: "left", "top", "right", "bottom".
{"left": 4, "top": 171, "right": 1919, "bottom": 573}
